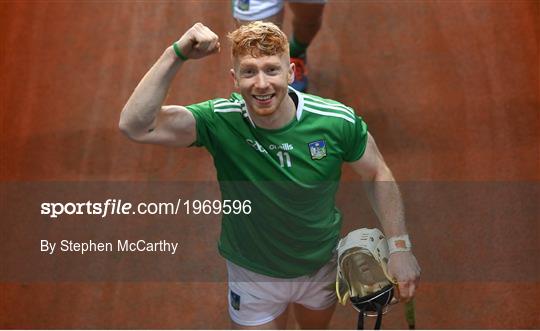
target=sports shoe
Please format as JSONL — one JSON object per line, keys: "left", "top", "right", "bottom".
{"left": 290, "top": 54, "right": 308, "bottom": 92}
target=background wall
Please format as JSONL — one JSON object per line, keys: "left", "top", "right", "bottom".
{"left": 1, "top": 1, "right": 538, "bottom": 328}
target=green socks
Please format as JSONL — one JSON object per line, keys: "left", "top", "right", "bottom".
{"left": 289, "top": 35, "right": 309, "bottom": 58}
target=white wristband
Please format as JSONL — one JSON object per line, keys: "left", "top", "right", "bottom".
{"left": 387, "top": 234, "right": 412, "bottom": 255}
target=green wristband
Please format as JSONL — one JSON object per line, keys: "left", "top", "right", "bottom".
{"left": 173, "top": 42, "right": 188, "bottom": 61}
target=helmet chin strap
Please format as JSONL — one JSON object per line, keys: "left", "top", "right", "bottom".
{"left": 357, "top": 302, "right": 383, "bottom": 330}
{"left": 350, "top": 284, "right": 394, "bottom": 330}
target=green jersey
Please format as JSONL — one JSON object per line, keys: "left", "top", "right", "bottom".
{"left": 186, "top": 88, "right": 368, "bottom": 278}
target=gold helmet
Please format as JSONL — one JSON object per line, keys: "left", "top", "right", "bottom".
{"left": 336, "top": 228, "right": 396, "bottom": 329}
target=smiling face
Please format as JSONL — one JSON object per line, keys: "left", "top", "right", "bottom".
{"left": 227, "top": 21, "right": 294, "bottom": 119}
{"left": 231, "top": 53, "right": 294, "bottom": 117}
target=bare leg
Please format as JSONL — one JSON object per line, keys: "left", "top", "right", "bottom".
{"left": 288, "top": 3, "right": 325, "bottom": 45}
{"left": 293, "top": 302, "right": 336, "bottom": 329}
{"left": 231, "top": 305, "right": 289, "bottom": 330}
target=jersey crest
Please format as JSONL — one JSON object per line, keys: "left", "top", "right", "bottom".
{"left": 308, "top": 140, "right": 327, "bottom": 160}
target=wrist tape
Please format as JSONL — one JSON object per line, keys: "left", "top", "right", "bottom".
{"left": 387, "top": 234, "right": 412, "bottom": 254}
{"left": 172, "top": 42, "right": 188, "bottom": 61}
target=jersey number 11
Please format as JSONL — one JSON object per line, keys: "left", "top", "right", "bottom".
{"left": 276, "top": 151, "right": 292, "bottom": 168}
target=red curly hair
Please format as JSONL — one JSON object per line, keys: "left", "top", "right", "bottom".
{"left": 227, "top": 21, "right": 289, "bottom": 58}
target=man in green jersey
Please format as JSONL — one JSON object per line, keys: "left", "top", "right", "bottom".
{"left": 120, "top": 21, "right": 420, "bottom": 329}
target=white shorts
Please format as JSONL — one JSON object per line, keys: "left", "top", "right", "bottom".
{"left": 226, "top": 257, "right": 337, "bottom": 326}
{"left": 232, "top": 0, "right": 327, "bottom": 21}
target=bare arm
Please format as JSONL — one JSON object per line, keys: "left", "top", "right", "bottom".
{"left": 119, "top": 23, "right": 220, "bottom": 147}
{"left": 350, "top": 133, "right": 406, "bottom": 237}
{"left": 349, "top": 133, "right": 420, "bottom": 301}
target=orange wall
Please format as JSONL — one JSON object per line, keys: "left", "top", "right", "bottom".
{"left": 1, "top": 1, "right": 538, "bottom": 329}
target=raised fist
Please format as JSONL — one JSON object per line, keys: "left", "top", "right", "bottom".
{"left": 175, "top": 23, "right": 220, "bottom": 60}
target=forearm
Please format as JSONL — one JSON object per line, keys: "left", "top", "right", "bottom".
{"left": 352, "top": 135, "right": 419, "bottom": 298}
{"left": 363, "top": 167, "right": 408, "bottom": 238}
{"left": 119, "top": 46, "right": 182, "bottom": 136}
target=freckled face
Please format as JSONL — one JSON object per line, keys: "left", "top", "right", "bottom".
{"left": 231, "top": 53, "right": 294, "bottom": 117}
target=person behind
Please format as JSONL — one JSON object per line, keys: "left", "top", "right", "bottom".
{"left": 119, "top": 21, "right": 420, "bottom": 329}
{"left": 232, "top": 0, "right": 326, "bottom": 92}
